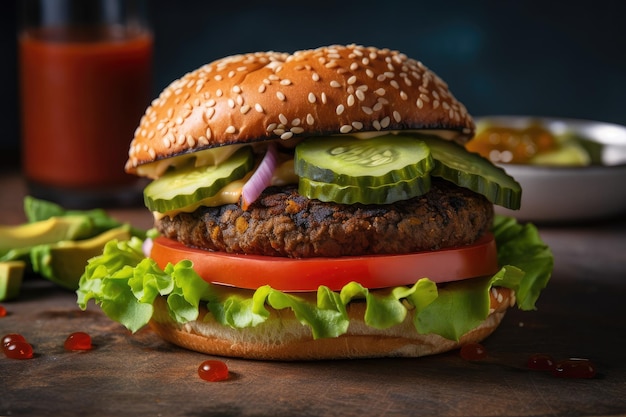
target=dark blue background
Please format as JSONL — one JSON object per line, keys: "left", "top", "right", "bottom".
{"left": 2, "top": 0, "right": 625, "bottom": 162}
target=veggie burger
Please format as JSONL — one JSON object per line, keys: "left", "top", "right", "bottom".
{"left": 78, "top": 45, "right": 553, "bottom": 360}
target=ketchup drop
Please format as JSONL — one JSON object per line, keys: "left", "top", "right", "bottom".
{"left": 552, "top": 358, "right": 597, "bottom": 379}
{"left": 198, "top": 360, "right": 229, "bottom": 382}
{"left": 2, "top": 333, "right": 27, "bottom": 349}
{"left": 4, "top": 340, "right": 34, "bottom": 359}
{"left": 64, "top": 332, "right": 93, "bottom": 351}
{"left": 527, "top": 353, "right": 556, "bottom": 371}
{"left": 0, "top": 305, "right": 6, "bottom": 317}
{"left": 460, "top": 343, "right": 488, "bottom": 361}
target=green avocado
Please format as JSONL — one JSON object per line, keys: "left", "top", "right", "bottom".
{"left": 30, "top": 225, "right": 133, "bottom": 290}
{"left": 0, "top": 260, "right": 26, "bottom": 301}
{"left": 0, "top": 216, "right": 94, "bottom": 256}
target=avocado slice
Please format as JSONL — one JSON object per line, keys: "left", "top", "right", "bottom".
{"left": 30, "top": 225, "right": 133, "bottom": 290}
{"left": 0, "top": 216, "right": 94, "bottom": 256}
{"left": 0, "top": 260, "right": 26, "bottom": 301}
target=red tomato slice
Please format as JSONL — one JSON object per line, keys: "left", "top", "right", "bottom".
{"left": 150, "top": 233, "right": 499, "bottom": 292}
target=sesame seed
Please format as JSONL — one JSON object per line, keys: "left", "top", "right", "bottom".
{"left": 350, "top": 62, "right": 359, "bottom": 71}
{"left": 362, "top": 106, "right": 373, "bottom": 115}
{"left": 266, "top": 123, "right": 277, "bottom": 131}
{"left": 232, "top": 85, "right": 242, "bottom": 93}
{"left": 347, "top": 75, "right": 357, "bottom": 84}
{"left": 281, "top": 132, "right": 294, "bottom": 140}
{"left": 312, "top": 72, "right": 320, "bottom": 81}
{"left": 240, "top": 105, "right": 251, "bottom": 114}
{"left": 352, "top": 121, "right": 363, "bottom": 130}
{"left": 216, "top": 89, "right": 223, "bottom": 97}
{"left": 373, "top": 120, "right": 381, "bottom": 130}
{"left": 308, "top": 92, "right": 316, "bottom": 103}
{"left": 416, "top": 98, "right": 424, "bottom": 109}
{"left": 175, "top": 116, "right": 184, "bottom": 125}
{"left": 225, "top": 126, "right": 236, "bottom": 134}
{"left": 255, "top": 103, "right": 264, "bottom": 113}
{"left": 380, "top": 116, "right": 390, "bottom": 128}
{"left": 374, "top": 88, "right": 386, "bottom": 96}
{"left": 393, "top": 111, "right": 401, "bottom": 122}
{"left": 276, "top": 91, "right": 286, "bottom": 101}
{"left": 336, "top": 104, "right": 345, "bottom": 115}
{"left": 340, "top": 125, "right": 352, "bottom": 133}
{"left": 205, "top": 127, "right": 212, "bottom": 139}
{"left": 292, "top": 118, "right": 301, "bottom": 126}
{"left": 273, "top": 128, "right": 285, "bottom": 136}
{"left": 321, "top": 92, "right": 327, "bottom": 104}
{"left": 227, "top": 99, "right": 235, "bottom": 109}
{"left": 400, "top": 91, "right": 408, "bottom": 100}
{"left": 290, "top": 127, "right": 304, "bottom": 134}
{"left": 390, "top": 80, "right": 399, "bottom": 89}
{"left": 355, "top": 90, "right": 365, "bottom": 101}
{"left": 306, "top": 113, "right": 315, "bottom": 125}
{"left": 280, "top": 79, "right": 292, "bottom": 85}
{"left": 279, "top": 113, "right": 288, "bottom": 124}
{"left": 347, "top": 94, "right": 355, "bottom": 106}
{"left": 330, "top": 80, "right": 342, "bottom": 88}
{"left": 258, "top": 84, "right": 266, "bottom": 93}
{"left": 373, "top": 102, "right": 383, "bottom": 112}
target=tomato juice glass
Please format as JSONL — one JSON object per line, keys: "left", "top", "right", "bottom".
{"left": 19, "top": 0, "right": 153, "bottom": 208}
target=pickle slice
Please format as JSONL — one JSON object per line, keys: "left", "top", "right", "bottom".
{"left": 144, "top": 146, "right": 254, "bottom": 213}
{"left": 298, "top": 175, "right": 431, "bottom": 205}
{"left": 420, "top": 137, "right": 522, "bottom": 210}
{"left": 295, "top": 135, "right": 434, "bottom": 187}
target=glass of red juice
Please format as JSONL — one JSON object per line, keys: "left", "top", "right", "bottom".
{"left": 19, "top": 0, "right": 153, "bottom": 208}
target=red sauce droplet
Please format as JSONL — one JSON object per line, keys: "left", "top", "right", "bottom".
{"left": 4, "top": 341, "right": 34, "bottom": 359}
{"left": 527, "top": 353, "right": 556, "bottom": 371}
{"left": 0, "top": 305, "right": 7, "bottom": 317}
{"left": 64, "top": 332, "right": 92, "bottom": 351}
{"left": 552, "top": 358, "right": 597, "bottom": 379}
{"left": 460, "top": 343, "right": 488, "bottom": 361}
{"left": 198, "top": 360, "right": 229, "bottom": 382}
{"left": 2, "top": 333, "right": 27, "bottom": 350}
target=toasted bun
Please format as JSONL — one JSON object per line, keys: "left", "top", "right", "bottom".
{"left": 127, "top": 44, "right": 474, "bottom": 174}
{"left": 148, "top": 287, "right": 513, "bottom": 360}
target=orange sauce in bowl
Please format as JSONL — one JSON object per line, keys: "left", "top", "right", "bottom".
{"left": 467, "top": 124, "right": 558, "bottom": 164}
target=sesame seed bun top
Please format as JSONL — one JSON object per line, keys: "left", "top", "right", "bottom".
{"left": 125, "top": 44, "right": 475, "bottom": 174}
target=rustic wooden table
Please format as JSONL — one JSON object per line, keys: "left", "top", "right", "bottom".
{"left": 1, "top": 171, "right": 625, "bottom": 417}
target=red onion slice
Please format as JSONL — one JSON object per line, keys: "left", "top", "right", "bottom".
{"left": 142, "top": 237, "right": 153, "bottom": 257}
{"left": 241, "top": 143, "right": 278, "bottom": 209}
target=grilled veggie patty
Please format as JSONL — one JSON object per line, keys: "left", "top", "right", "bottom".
{"left": 155, "top": 179, "right": 494, "bottom": 258}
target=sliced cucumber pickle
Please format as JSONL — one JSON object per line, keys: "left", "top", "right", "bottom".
{"left": 420, "top": 136, "right": 522, "bottom": 210}
{"left": 295, "top": 135, "right": 434, "bottom": 187}
{"left": 299, "top": 175, "right": 431, "bottom": 205}
{"left": 144, "top": 146, "right": 254, "bottom": 213}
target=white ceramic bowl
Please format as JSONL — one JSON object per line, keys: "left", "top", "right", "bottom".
{"left": 475, "top": 116, "right": 626, "bottom": 223}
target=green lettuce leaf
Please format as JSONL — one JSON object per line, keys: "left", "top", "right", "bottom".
{"left": 76, "top": 215, "right": 553, "bottom": 341}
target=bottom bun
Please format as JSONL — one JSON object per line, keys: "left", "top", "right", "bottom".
{"left": 149, "top": 287, "right": 514, "bottom": 361}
